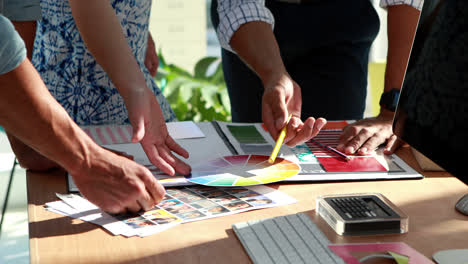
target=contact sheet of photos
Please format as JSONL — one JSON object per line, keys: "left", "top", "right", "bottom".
{"left": 46, "top": 185, "right": 296, "bottom": 237}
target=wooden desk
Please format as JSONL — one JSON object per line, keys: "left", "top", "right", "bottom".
{"left": 27, "top": 147, "right": 468, "bottom": 263}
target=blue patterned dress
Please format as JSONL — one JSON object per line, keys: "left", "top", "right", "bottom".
{"left": 32, "top": 0, "right": 176, "bottom": 125}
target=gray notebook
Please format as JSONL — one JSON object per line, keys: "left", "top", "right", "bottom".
{"left": 232, "top": 213, "right": 345, "bottom": 264}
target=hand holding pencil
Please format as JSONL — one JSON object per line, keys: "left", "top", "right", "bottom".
{"left": 268, "top": 113, "right": 328, "bottom": 163}
{"left": 269, "top": 114, "right": 293, "bottom": 164}
{"left": 261, "top": 75, "right": 327, "bottom": 147}
{"left": 263, "top": 111, "right": 327, "bottom": 148}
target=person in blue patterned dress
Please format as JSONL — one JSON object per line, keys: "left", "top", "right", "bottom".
{"left": 7, "top": 0, "right": 191, "bottom": 176}
{"left": 0, "top": 13, "right": 167, "bottom": 213}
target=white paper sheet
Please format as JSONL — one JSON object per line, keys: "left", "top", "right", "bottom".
{"left": 47, "top": 185, "right": 297, "bottom": 237}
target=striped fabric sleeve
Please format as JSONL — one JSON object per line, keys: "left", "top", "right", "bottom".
{"left": 380, "top": 0, "right": 424, "bottom": 11}
{"left": 217, "top": 0, "right": 274, "bottom": 52}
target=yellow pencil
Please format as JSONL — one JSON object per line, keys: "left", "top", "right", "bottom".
{"left": 268, "top": 114, "right": 293, "bottom": 164}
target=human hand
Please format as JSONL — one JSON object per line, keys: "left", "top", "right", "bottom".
{"left": 145, "top": 33, "right": 159, "bottom": 77}
{"left": 262, "top": 73, "right": 327, "bottom": 146}
{"left": 125, "top": 88, "right": 191, "bottom": 176}
{"left": 71, "top": 148, "right": 165, "bottom": 214}
{"left": 336, "top": 111, "right": 402, "bottom": 155}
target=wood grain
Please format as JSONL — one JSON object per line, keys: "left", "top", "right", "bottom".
{"left": 27, "top": 146, "right": 468, "bottom": 263}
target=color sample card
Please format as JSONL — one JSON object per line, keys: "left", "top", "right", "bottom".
{"left": 227, "top": 125, "right": 267, "bottom": 144}
{"left": 163, "top": 186, "right": 278, "bottom": 222}
{"left": 46, "top": 195, "right": 182, "bottom": 237}
{"left": 304, "top": 130, "right": 387, "bottom": 173}
{"left": 115, "top": 208, "right": 182, "bottom": 234}
{"left": 187, "top": 155, "right": 301, "bottom": 186}
{"left": 239, "top": 143, "right": 274, "bottom": 155}
{"left": 322, "top": 120, "right": 349, "bottom": 130}
{"left": 47, "top": 185, "right": 297, "bottom": 237}
{"left": 316, "top": 156, "right": 387, "bottom": 172}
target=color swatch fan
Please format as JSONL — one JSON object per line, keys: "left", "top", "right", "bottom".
{"left": 186, "top": 155, "right": 300, "bottom": 187}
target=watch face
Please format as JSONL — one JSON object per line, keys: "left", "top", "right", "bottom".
{"left": 380, "top": 89, "right": 400, "bottom": 112}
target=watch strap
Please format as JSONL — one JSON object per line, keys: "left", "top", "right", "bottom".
{"left": 379, "top": 89, "right": 400, "bottom": 112}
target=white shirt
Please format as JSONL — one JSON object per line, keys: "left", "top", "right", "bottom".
{"left": 216, "top": 0, "right": 424, "bottom": 52}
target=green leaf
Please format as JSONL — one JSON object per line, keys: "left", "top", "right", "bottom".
{"left": 179, "top": 82, "right": 200, "bottom": 102}
{"left": 164, "top": 76, "right": 188, "bottom": 95}
{"left": 158, "top": 48, "right": 166, "bottom": 67}
{"left": 200, "top": 85, "right": 220, "bottom": 108}
{"left": 165, "top": 64, "right": 192, "bottom": 78}
{"left": 194, "top": 57, "right": 219, "bottom": 79}
{"left": 156, "top": 51, "right": 231, "bottom": 121}
{"left": 220, "top": 89, "right": 231, "bottom": 113}
{"left": 210, "top": 62, "right": 225, "bottom": 84}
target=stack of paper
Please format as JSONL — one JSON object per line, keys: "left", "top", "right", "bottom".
{"left": 46, "top": 185, "right": 297, "bottom": 237}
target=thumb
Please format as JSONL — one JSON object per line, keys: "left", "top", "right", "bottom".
{"left": 131, "top": 117, "right": 146, "bottom": 143}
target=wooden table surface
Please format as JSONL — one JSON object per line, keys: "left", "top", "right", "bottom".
{"left": 27, "top": 146, "right": 468, "bottom": 263}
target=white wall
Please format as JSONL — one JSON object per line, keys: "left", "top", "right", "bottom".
{"left": 370, "top": 0, "right": 389, "bottom": 63}
{"left": 149, "top": 0, "right": 207, "bottom": 73}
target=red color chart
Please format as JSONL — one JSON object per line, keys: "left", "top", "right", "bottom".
{"left": 307, "top": 130, "right": 387, "bottom": 173}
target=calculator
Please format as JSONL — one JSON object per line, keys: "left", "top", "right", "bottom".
{"left": 316, "top": 193, "right": 408, "bottom": 236}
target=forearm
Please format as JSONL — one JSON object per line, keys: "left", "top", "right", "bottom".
{"left": 384, "top": 4, "right": 421, "bottom": 93}
{"left": 0, "top": 59, "right": 101, "bottom": 174}
{"left": 68, "top": 0, "right": 146, "bottom": 99}
{"left": 230, "top": 21, "right": 287, "bottom": 88}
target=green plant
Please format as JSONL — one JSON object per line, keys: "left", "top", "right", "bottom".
{"left": 155, "top": 54, "right": 231, "bottom": 122}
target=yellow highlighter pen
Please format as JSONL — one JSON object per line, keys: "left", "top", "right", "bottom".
{"left": 268, "top": 114, "right": 293, "bottom": 164}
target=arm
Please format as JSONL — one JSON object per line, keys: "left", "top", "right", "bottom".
{"left": 0, "top": 58, "right": 164, "bottom": 213}
{"left": 68, "top": 0, "right": 190, "bottom": 176}
{"left": 8, "top": 16, "right": 59, "bottom": 170}
{"left": 145, "top": 32, "right": 159, "bottom": 77}
{"left": 218, "top": 1, "right": 326, "bottom": 145}
{"left": 230, "top": 22, "right": 326, "bottom": 145}
{"left": 337, "top": 4, "right": 420, "bottom": 155}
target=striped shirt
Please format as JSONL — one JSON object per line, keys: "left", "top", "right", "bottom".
{"left": 216, "top": 0, "right": 424, "bottom": 52}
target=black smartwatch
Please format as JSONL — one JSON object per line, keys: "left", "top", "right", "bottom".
{"left": 379, "top": 89, "right": 400, "bottom": 112}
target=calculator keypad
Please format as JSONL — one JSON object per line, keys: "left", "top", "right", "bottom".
{"left": 330, "top": 197, "right": 377, "bottom": 219}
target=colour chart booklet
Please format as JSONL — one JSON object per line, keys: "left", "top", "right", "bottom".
{"left": 68, "top": 121, "right": 422, "bottom": 191}
{"left": 46, "top": 185, "right": 297, "bottom": 237}
{"left": 214, "top": 121, "right": 421, "bottom": 181}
